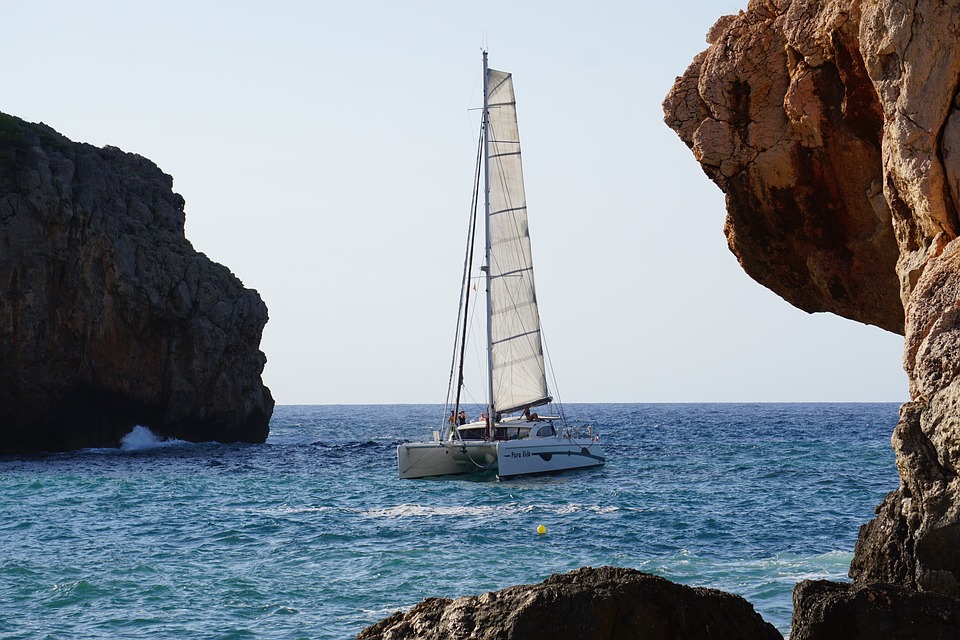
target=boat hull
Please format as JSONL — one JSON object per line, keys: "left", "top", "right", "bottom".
{"left": 496, "top": 438, "right": 605, "bottom": 479}
{"left": 397, "top": 441, "right": 498, "bottom": 479}
{"left": 397, "top": 437, "right": 604, "bottom": 479}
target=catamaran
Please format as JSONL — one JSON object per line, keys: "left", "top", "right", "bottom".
{"left": 397, "top": 52, "right": 605, "bottom": 480}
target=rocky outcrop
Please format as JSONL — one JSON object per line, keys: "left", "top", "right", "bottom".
{"left": 358, "top": 566, "right": 782, "bottom": 640}
{"left": 663, "top": 0, "right": 902, "bottom": 334}
{"left": 850, "top": 239, "right": 960, "bottom": 595}
{"left": 663, "top": 0, "right": 960, "bottom": 634}
{"left": 0, "top": 113, "right": 273, "bottom": 452}
{"left": 791, "top": 580, "right": 960, "bottom": 639}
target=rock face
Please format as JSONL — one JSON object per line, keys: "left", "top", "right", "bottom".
{"left": 850, "top": 242, "right": 960, "bottom": 595}
{"left": 0, "top": 113, "right": 273, "bottom": 452}
{"left": 791, "top": 580, "right": 960, "bottom": 640}
{"left": 664, "top": 0, "right": 960, "bottom": 634}
{"left": 663, "top": 0, "right": 902, "bottom": 335}
{"left": 358, "top": 566, "right": 782, "bottom": 640}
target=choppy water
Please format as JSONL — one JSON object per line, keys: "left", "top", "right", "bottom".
{"left": 0, "top": 403, "right": 899, "bottom": 638}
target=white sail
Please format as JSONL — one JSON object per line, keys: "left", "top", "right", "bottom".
{"left": 485, "top": 68, "right": 549, "bottom": 415}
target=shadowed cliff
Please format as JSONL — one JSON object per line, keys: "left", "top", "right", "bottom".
{"left": 0, "top": 113, "right": 273, "bottom": 452}
{"left": 664, "top": 0, "right": 960, "bottom": 635}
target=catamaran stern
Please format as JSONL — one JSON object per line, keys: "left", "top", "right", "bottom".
{"left": 397, "top": 441, "right": 498, "bottom": 479}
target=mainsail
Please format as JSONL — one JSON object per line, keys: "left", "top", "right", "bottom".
{"left": 485, "top": 67, "right": 550, "bottom": 415}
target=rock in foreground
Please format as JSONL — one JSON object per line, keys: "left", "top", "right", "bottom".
{"left": 358, "top": 566, "right": 782, "bottom": 640}
{"left": 0, "top": 113, "right": 273, "bottom": 452}
{"left": 791, "top": 580, "right": 960, "bottom": 640}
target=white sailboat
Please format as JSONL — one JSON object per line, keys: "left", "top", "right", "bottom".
{"left": 397, "top": 52, "right": 605, "bottom": 480}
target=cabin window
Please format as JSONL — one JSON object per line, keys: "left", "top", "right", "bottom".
{"left": 494, "top": 427, "right": 528, "bottom": 441}
{"left": 459, "top": 428, "right": 486, "bottom": 440}
{"left": 536, "top": 425, "right": 556, "bottom": 437}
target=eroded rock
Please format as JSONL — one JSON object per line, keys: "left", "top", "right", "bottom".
{"left": 0, "top": 113, "right": 273, "bottom": 452}
{"left": 663, "top": 0, "right": 901, "bottom": 335}
{"left": 665, "top": 0, "right": 960, "bottom": 634}
{"left": 851, "top": 238, "right": 960, "bottom": 596}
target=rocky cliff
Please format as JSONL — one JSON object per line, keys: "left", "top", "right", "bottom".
{"left": 664, "top": 0, "right": 960, "bottom": 634}
{"left": 0, "top": 113, "right": 273, "bottom": 452}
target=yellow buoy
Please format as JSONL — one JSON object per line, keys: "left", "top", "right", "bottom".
{"left": 537, "top": 524, "right": 547, "bottom": 535}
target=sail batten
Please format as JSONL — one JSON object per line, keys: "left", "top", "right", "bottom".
{"left": 485, "top": 66, "right": 549, "bottom": 415}
{"left": 491, "top": 207, "right": 526, "bottom": 216}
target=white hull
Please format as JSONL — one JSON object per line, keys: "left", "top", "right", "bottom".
{"left": 397, "top": 435, "right": 604, "bottom": 480}
{"left": 496, "top": 438, "right": 604, "bottom": 479}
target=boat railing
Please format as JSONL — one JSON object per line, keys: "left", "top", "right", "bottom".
{"left": 561, "top": 425, "right": 600, "bottom": 441}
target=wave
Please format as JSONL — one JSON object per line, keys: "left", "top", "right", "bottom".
{"left": 363, "top": 504, "right": 500, "bottom": 518}
{"left": 362, "top": 502, "right": 620, "bottom": 519}
{"left": 311, "top": 440, "right": 395, "bottom": 450}
{"left": 120, "top": 425, "right": 189, "bottom": 451}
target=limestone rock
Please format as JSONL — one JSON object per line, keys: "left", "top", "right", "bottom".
{"left": 791, "top": 580, "right": 960, "bottom": 639}
{"left": 662, "top": 0, "right": 960, "bottom": 634}
{"left": 663, "top": 0, "right": 902, "bottom": 335}
{"left": 851, "top": 238, "right": 960, "bottom": 596}
{"left": 357, "top": 566, "right": 782, "bottom": 640}
{"left": 664, "top": 0, "right": 960, "bottom": 611}
{"left": 0, "top": 113, "right": 274, "bottom": 452}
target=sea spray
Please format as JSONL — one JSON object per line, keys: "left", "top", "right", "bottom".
{"left": 120, "top": 425, "right": 187, "bottom": 451}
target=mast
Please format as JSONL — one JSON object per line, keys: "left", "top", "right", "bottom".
{"left": 482, "top": 50, "right": 496, "bottom": 430}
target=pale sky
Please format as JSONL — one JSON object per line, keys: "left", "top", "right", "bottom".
{"left": 4, "top": 0, "right": 908, "bottom": 404}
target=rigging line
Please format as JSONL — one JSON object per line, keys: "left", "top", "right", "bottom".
{"left": 467, "top": 62, "right": 483, "bottom": 121}
{"left": 451, "top": 117, "right": 485, "bottom": 426}
{"left": 468, "top": 276, "right": 486, "bottom": 384}
{"left": 441, "top": 120, "right": 483, "bottom": 425}
{"left": 454, "top": 274, "right": 488, "bottom": 415}
{"left": 539, "top": 321, "right": 566, "bottom": 427}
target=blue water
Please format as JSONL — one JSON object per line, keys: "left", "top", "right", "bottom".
{"left": 0, "top": 403, "right": 899, "bottom": 639}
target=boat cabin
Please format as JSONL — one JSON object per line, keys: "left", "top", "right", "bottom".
{"left": 454, "top": 420, "right": 557, "bottom": 442}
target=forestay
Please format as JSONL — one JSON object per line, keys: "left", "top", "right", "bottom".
{"left": 485, "top": 68, "right": 549, "bottom": 415}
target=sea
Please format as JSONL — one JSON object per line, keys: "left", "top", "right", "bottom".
{"left": 0, "top": 403, "right": 900, "bottom": 639}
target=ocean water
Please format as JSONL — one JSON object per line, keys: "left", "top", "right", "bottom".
{"left": 0, "top": 403, "right": 899, "bottom": 639}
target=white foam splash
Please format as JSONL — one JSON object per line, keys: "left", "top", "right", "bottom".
{"left": 364, "top": 504, "right": 500, "bottom": 518}
{"left": 120, "top": 425, "right": 187, "bottom": 451}
{"left": 362, "top": 502, "right": 619, "bottom": 519}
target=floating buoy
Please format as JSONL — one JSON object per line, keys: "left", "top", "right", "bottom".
{"left": 537, "top": 524, "right": 547, "bottom": 535}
